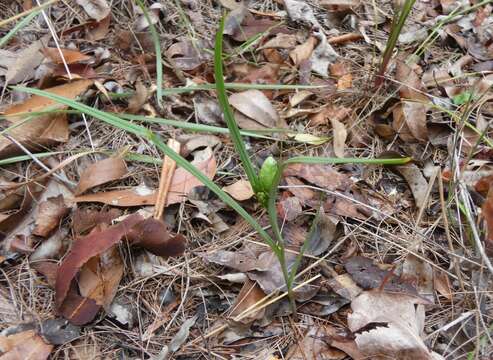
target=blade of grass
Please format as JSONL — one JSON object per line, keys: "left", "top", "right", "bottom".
{"left": 374, "top": 0, "right": 416, "bottom": 87}
{"left": 0, "top": 9, "right": 40, "bottom": 48}
{"left": 135, "top": 0, "right": 163, "bottom": 108}
{"left": 214, "top": 16, "right": 260, "bottom": 192}
{"left": 0, "top": 0, "right": 58, "bottom": 28}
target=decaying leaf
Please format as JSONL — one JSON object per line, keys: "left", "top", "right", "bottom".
{"left": 283, "top": 163, "right": 351, "bottom": 190}
{"left": 72, "top": 208, "right": 121, "bottom": 235}
{"left": 229, "top": 279, "right": 266, "bottom": 323}
{"left": 286, "top": 325, "right": 347, "bottom": 360}
{"left": 229, "top": 90, "right": 280, "bottom": 129}
{"left": 1, "top": 80, "right": 92, "bottom": 159}
{"left": 127, "top": 80, "right": 149, "bottom": 113}
{"left": 78, "top": 244, "right": 124, "bottom": 308}
{"left": 166, "top": 39, "right": 210, "bottom": 71}
{"left": 56, "top": 213, "right": 185, "bottom": 324}
{"left": 393, "top": 163, "right": 429, "bottom": 209}
{"left": 348, "top": 290, "right": 441, "bottom": 360}
{"left": 75, "top": 156, "right": 128, "bottom": 195}
{"left": 482, "top": 187, "right": 493, "bottom": 255}
{"left": 32, "top": 195, "right": 70, "bottom": 237}
{"left": 330, "top": 117, "right": 347, "bottom": 158}
{"left": 222, "top": 180, "right": 254, "bottom": 201}
{"left": 0, "top": 330, "right": 53, "bottom": 360}
{"left": 76, "top": 0, "right": 110, "bottom": 21}
{"left": 259, "top": 33, "right": 297, "bottom": 50}
{"left": 4, "top": 36, "right": 47, "bottom": 84}
{"left": 42, "top": 48, "right": 91, "bottom": 65}
{"left": 290, "top": 36, "right": 317, "bottom": 65}
{"left": 76, "top": 148, "right": 216, "bottom": 206}
{"left": 310, "top": 29, "right": 339, "bottom": 77}
{"left": 402, "top": 255, "right": 434, "bottom": 302}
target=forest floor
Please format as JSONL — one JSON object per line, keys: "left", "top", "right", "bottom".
{"left": 0, "top": 0, "right": 493, "bottom": 359}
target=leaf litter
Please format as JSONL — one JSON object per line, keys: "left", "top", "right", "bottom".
{"left": 1, "top": 0, "right": 493, "bottom": 358}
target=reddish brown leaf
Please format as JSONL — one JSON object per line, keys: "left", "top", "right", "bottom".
{"left": 58, "top": 288, "right": 101, "bottom": 326}
{"left": 482, "top": 188, "right": 493, "bottom": 255}
{"left": 74, "top": 187, "right": 156, "bottom": 207}
{"left": 75, "top": 156, "right": 128, "bottom": 195}
{"left": 42, "top": 48, "right": 91, "bottom": 64}
{"left": 86, "top": 14, "right": 111, "bottom": 41}
{"left": 32, "top": 195, "right": 69, "bottom": 237}
{"left": 55, "top": 213, "right": 184, "bottom": 323}
{"left": 222, "top": 180, "right": 254, "bottom": 201}
{"left": 290, "top": 36, "right": 317, "bottom": 65}
{"left": 72, "top": 208, "right": 121, "bottom": 235}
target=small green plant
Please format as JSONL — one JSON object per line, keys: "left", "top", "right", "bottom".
{"left": 13, "top": 16, "right": 410, "bottom": 315}
{"left": 374, "top": 0, "right": 416, "bottom": 88}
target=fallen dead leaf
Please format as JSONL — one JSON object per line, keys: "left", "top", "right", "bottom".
{"left": 72, "top": 208, "right": 121, "bottom": 235}
{"left": 229, "top": 90, "right": 280, "bottom": 129}
{"left": 166, "top": 39, "right": 210, "bottom": 71}
{"left": 290, "top": 36, "right": 317, "bottom": 65}
{"left": 286, "top": 325, "right": 347, "bottom": 360}
{"left": 402, "top": 255, "right": 434, "bottom": 302}
{"left": 330, "top": 117, "right": 347, "bottom": 158}
{"left": 229, "top": 279, "right": 266, "bottom": 323}
{"left": 482, "top": 187, "right": 493, "bottom": 255}
{"left": 348, "top": 290, "right": 441, "bottom": 360}
{"left": 0, "top": 330, "right": 53, "bottom": 360}
{"left": 259, "top": 33, "right": 297, "bottom": 50}
{"left": 1, "top": 80, "right": 92, "bottom": 159}
{"left": 4, "top": 36, "right": 47, "bottom": 84}
{"left": 127, "top": 80, "right": 149, "bottom": 113}
{"left": 78, "top": 244, "right": 124, "bottom": 308}
{"left": 56, "top": 213, "right": 185, "bottom": 324}
{"left": 76, "top": 0, "right": 110, "bottom": 21}
{"left": 283, "top": 163, "right": 351, "bottom": 190}
{"left": 32, "top": 195, "right": 70, "bottom": 237}
{"left": 75, "top": 156, "right": 127, "bottom": 195}
{"left": 222, "top": 180, "right": 254, "bottom": 201}
{"left": 394, "top": 163, "right": 429, "bottom": 209}
{"left": 433, "top": 269, "right": 452, "bottom": 300}
{"left": 42, "top": 48, "right": 91, "bottom": 65}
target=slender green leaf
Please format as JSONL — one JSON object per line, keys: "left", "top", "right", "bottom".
{"left": 0, "top": 10, "right": 40, "bottom": 49}
{"left": 214, "top": 16, "right": 260, "bottom": 192}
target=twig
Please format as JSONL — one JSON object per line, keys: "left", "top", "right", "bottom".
{"left": 154, "top": 139, "right": 181, "bottom": 219}
{"left": 328, "top": 32, "right": 363, "bottom": 45}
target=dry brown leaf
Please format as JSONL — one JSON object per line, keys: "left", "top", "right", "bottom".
{"left": 229, "top": 279, "right": 266, "bottom": 323}
{"left": 222, "top": 180, "right": 254, "bottom": 201}
{"left": 1, "top": 80, "right": 92, "bottom": 159}
{"left": 75, "top": 156, "right": 127, "bottom": 195}
{"left": 127, "top": 80, "right": 149, "bottom": 113}
{"left": 74, "top": 186, "right": 156, "bottom": 207}
{"left": 86, "top": 14, "right": 111, "bottom": 41}
{"left": 56, "top": 213, "right": 185, "bottom": 324}
{"left": 259, "top": 33, "right": 297, "bottom": 50}
{"left": 433, "top": 270, "right": 452, "bottom": 300}
{"left": 402, "top": 255, "right": 434, "bottom": 302}
{"left": 482, "top": 187, "right": 493, "bottom": 255}
{"left": 0, "top": 330, "right": 53, "bottom": 360}
{"left": 330, "top": 117, "right": 347, "bottom": 158}
{"left": 394, "top": 163, "right": 429, "bottom": 209}
{"left": 78, "top": 244, "right": 124, "bottom": 308}
{"left": 289, "top": 36, "right": 317, "bottom": 65}
{"left": 348, "top": 290, "right": 441, "bottom": 360}
{"left": 72, "top": 208, "right": 121, "bottom": 235}
{"left": 42, "top": 48, "right": 91, "bottom": 64}
{"left": 283, "top": 163, "right": 351, "bottom": 190}
{"left": 286, "top": 325, "right": 347, "bottom": 360}
{"left": 32, "top": 195, "right": 70, "bottom": 237}
{"left": 5, "top": 36, "right": 46, "bottom": 84}
{"left": 229, "top": 90, "right": 280, "bottom": 129}
{"left": 166, "top": 40, "right": 210, "bottom": 71}
{"left": 337, "top": 73, "right": 352, "bottom": 90}
{"left": 76, "top": 0, "right": 110, "bottom": 21}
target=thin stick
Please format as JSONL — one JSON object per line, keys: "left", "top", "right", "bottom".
{"left": 328, "top": 32, "right": 364, "bottom": 45}
{"left": 154, "top": 139, "right": 181, "bottom": 219}
{"left": 0, "top": 0, "right": 59, "bottom": 28}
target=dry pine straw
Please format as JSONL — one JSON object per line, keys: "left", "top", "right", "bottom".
{"left": 1, "top": 0, "right": 493, "bottom": 359}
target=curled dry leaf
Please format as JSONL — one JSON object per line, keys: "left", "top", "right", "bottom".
{"left": 76, "top": 0, "right": 110, "bottom": 21}
{"left": 290, "top": 36, "right": 317, "bottom": 65}
{"left": 4, "top": 36, "right": 47, "bottom": 84}
{"left": 1, "top": 80, "right": 92, "bottom": 159}
{"left": 0, "top": 330, "right": 53, "bottom": 360}
{"left": 259, "top": 33, "right": 297, "bottom": 50}
{"left": 166, "top": 40, "right": 210, "bottom": 71}
{"left": 42, "top": 48, "right": 91, "bottom": 65}
{"left": 72, "top": 208, "right": 121, "bottom": 235}
{"left": 310, "top": 30, "right": 339, "bottom": 77}
{"left": 222, "top": 179, "right": 254, "bottom": 201}
{"left": 348, "top": 290, "right": 441, "bottom": 360}
{"left": 229, "top": 278, "right": 266, "bottom": 323}
{"left": 75, "top": 156, "right": 128, "bottom": 195}
{"left": 229, "top": 90, "right": 280, "bottom": 129}
{"left": 330, "top": 117, "right": 347, "bottom": 158}
{"left": 32, "top": 195, "right": 70, "bottom": 237}
{"left": 286, "top": 325, "right": 347, "bottom": 360}
{"left": 127, "top": 80, "right": 149, "bottom": 113}
{"left": 393, "top": 163, "right": 429, "bottom": 209}
{"left": 56, "top": 213, "right": 185, "bottom": 324}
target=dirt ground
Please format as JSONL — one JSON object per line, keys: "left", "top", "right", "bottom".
{"left": 0, "top": 0, "right": 493, "bottom": 359}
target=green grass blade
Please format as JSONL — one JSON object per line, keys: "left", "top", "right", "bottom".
{"left": 12, "top": 85, "right": 277, "bottom": 248}
{"left": 285, "top": 156, "right": 412, "bottom": 165}
{"left": 135, "top": 0, "right": 163, "bottom": 108}
{"left": 0, "top": 151, "right": 64, "bottom": 166}
{"left": 0, "top": 10, "right": 40, "bottom": 49}
{"left": 214, "top": 16, "right": 260, "bottom": 192}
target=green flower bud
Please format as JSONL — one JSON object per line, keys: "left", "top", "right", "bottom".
{"left": 259, "top": 156, "right": 278, "bottom": 192}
